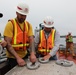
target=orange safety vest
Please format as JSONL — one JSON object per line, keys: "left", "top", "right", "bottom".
{"left": 10, "top": 19, "right": 29, "bottom": 51}
{"left": 38, "top": 29, "right": 55, "bottom": 55}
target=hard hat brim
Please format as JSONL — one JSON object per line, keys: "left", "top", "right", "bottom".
{"left": 43, "top": 23, "right": 54, "bottom": 28}
{"left": 16, "top": 9, "right": 28, "bottom": 15}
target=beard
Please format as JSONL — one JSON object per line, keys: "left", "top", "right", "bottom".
{"left": 18, "top": 18, "right": 25, "bottom": 23}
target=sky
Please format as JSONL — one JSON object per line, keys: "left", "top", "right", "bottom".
{"left": 0, "top": 0, "right": 76, "bottom": 36}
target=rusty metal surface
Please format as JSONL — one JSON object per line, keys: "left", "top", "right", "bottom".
{"left": 5, "top": 60, "right": 76, "bottom": 75}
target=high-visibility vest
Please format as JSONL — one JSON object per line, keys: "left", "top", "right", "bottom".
{"left": 10, "top": 19, "right": 29, "bottom": 50}
{"left": 66, "top": 36, "right": 73, "bottom": 42}
{"left": 38, "top": 29, "right": 56, "bottom": 55}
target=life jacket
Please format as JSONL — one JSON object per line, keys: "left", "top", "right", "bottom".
{"left": 66, "top": 35, "right": 73, "bottom": 42}
{"left": 10, "top": 19, "right": 29, "bottom": 51}
{"left": 38, "top": 29, "right": 56, "bottom": 55}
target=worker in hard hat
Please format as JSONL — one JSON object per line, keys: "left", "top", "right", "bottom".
{"left": 35, "top": 16, "right": 60, "bottom": 60}
{"left": 65, "top": 32, "right": 76, "bottom": 59}
{"left": 3, "top": 3, "right": 36, "bottom": 69}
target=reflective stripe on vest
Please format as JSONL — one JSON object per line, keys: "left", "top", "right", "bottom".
{"left": 39, "top": 49, "right": 52, "bottom": 53}
{"left": 12, "top": 43, "right": 29, "bottom": 47}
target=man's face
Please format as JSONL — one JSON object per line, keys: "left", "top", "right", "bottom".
{"left": 16, "top": 12, "right": 27, "bottom": 23}
{"left": 44, "top": 27, "right": 52, "bottom": 32}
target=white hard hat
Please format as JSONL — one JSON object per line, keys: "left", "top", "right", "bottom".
{"left": 16, "top": 3, "right": 29, "bottom": 15}
{"left": 43, "top": 16, "right": 54, "bottom": 28}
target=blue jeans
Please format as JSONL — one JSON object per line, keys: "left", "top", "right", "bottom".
{"left": 49, "top": 55, "right": 57, "bottom": 60}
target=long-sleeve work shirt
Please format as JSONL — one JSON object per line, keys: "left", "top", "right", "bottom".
{"left": 35, "top": 29, "right": 60, "bottom": 57}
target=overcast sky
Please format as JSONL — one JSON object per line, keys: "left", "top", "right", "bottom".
{"left": 0, "top": 0, "right": 76, "bottom": 35}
